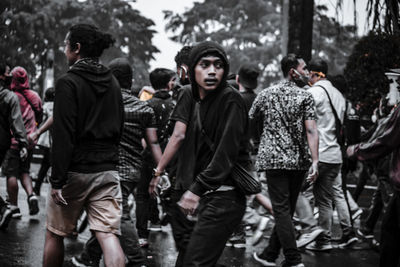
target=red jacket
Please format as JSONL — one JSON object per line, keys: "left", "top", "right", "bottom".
{"left": 10, "top": 67, "right": 42, "bottom": 149}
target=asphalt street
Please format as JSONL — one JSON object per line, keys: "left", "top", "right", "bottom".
{"left": 0, "top": 163, "right": 380, "bottom": 267}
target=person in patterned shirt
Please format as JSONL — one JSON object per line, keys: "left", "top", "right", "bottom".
{"left": 250, "top": 54, "right": 319, "bottom": 267}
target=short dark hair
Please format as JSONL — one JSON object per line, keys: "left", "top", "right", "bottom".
{"left": 44, "top": 87, "right": 55, "bottom": 102}
{"left": 149, "top": 68, "right": 175, "bottom": 90}
{"left": 67, "top": 24, "right": 115, "bottom": 58}
{"left": 281, "top": 53, "right": 303, "bottom": 77}
{"left": 174, "top": 46, "right": 192, "bottom": 67}
{"left": 309, "top": 58, "right": 328, "bottom": 76}
{"left": 238, "top": 63, "right": 260, "bottom": 91}
{"left": 109, "top": 57, "right": 133, "bottom": 89}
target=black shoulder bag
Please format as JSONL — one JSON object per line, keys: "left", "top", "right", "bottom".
{"left": 194, "top": 102, "right": 261, "bottom": 195}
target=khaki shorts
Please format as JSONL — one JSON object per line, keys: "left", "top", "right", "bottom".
{"left": 46, "top": 170, "right": 122, "bottom": 237}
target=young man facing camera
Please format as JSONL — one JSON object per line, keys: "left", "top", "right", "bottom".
{"left": 177, "top": 41, "right": 250, "bottom": 266}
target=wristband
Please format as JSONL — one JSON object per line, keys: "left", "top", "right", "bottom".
{"left": 152, "top": 168, "right": 164, "bottom": 177}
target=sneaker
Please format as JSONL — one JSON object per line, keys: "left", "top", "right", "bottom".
{"left": 71, "top": 255, "right": 100, "bottom": 267}
{"left": 336, "top": 234, "right": 358, "bottom": 248}
{"left": 10, "top": 206, "right": 22, "bottom": 219}
{"left": 252, "top": 252, "right": 276, "bottom": 266}
{"left": 305, "top": 241, "right": 332, "bottom": 251}
{"left": 139, "top": 238, "right": 149, "bottom": 248}
{"left": 296, "top": 227, "right": 324, "bottom": 248}
{"left": 28, "top": 194, "right": 39, "bottom": 215}
{"left": 351, "top": 209, "right": 363, "bottom": 221}
{"left": 148, "top": 222, "right": 162, "bottom": 232}
{"left": 226, "top": 236, "right": 246, "bottom": 248}
{"left": 357, "top": 228, "right": 374, "bottom": 239}
{"left": 0, "top": 207, "right": 12, "bottom": 229}
{"left": 252, "top": 216, "right": 272, "bottom": 245}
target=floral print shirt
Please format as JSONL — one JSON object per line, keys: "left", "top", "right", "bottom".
{"left": 249, "top": 80, "right": 316, "bottom": 171}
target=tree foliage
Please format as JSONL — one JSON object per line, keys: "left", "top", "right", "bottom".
{"left": 344, "top": 32, "right": 400, "bottom": 115}
{"left": 164, "top": 0, "right": 358, "bottom": 88}
{"left": 0, "top": 0, "right": 159, "bottom": 93}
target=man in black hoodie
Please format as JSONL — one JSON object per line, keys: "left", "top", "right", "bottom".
{"left": 177, "top": 41, "right": 249, "bottom": 266}
{"left": 43, "top": 24, "right": 125, "bottom": 267}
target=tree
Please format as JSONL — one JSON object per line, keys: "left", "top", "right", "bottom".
{"left": 287, "top": 0, "right": 314, "bottom": 62}
{"left": 0, "top": 0, "right": 159, "bottom": 95}
{"left": 164, "top": 0, "right": 358, "bottom": 87}
{"left": 344, "top": 32, "right": 400, "bottom": 115}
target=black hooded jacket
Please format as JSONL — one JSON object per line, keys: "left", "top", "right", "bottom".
{"left": 188, "top": 41, "right": 250, "bottom": 196}
{"left": 50, "top": 58, "right": 124, "bottom": 189}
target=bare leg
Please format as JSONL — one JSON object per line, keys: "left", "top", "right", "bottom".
{"left": 7, "top": 176, "right": 19, "bottom": 206}
{"left": 95, "top": 231, "right": 125, "bottom": 267}
{"left": 20, "top": 173, "right": 34, "bottom": 196}
{"left": 43, "top": 230, "right": 64, "bottom": 267}
{"left": 255, "top": 193, "right": 274, "bottom": 215}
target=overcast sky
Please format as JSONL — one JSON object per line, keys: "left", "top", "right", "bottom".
{"left": 132, "top": 0, "right": 371, "bottom": 70}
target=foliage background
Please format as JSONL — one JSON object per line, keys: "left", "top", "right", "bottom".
{"left": 0, "top": 0, "right": 159, "bottom": 95}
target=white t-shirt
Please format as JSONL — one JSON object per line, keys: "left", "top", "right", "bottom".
{"left": 308, "top": 80, "right": 346, "bottom": 164}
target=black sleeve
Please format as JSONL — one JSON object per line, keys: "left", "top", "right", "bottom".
{"left": 50, "top": 77, "right": 78, "bottom": 189}
{"left": 8, "top": 93, "right": 28, "bottom": 149}
{"left": 170, "top": 86, "right": 193, "bottom": 125}
{"left": 189, "top": 100, "right": 247, "bottom": 196}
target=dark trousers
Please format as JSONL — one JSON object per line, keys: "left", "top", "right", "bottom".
{"left": 34, "top": 147, "right": 51, "bottom": 192}
{"left": 136, "top": 160, "right": 159, "bottom": 238}
{"left": 80, "top": 180, "right": 145, "bottom": 266}
{"left": 260, "top": 169, "right": 306, "bottom": 266}
{"left": 183, "top": 190, "right": 246, "bottom": 267}
{"left": 168, "top": 189, "right": 196, "bottom": 267}
{"left": 380, "top": 190, "right": 400, "bottom": 267}
{"left": 364, "top": 176, "right": 393, "bottom": 232}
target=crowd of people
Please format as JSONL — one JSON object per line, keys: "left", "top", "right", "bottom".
{"left": 0, "top": 23, "right": 399, "bottom": 267}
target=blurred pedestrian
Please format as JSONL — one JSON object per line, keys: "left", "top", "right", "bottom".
{"left": 0, "top": 62, "right": 28, "bottom": 229}
{"left": 2, "top": 66, "right": 42, "bottom": 218}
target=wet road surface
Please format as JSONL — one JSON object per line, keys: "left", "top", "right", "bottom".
{"left": 0, "top": 167, "right": 380, "bottom": 267}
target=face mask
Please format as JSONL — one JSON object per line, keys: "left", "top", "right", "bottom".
{"left": 371, "top": 114, "right": 377, "bottom": 124}
{"left": 292, "top": 69, "right": 310, "bottom": 88}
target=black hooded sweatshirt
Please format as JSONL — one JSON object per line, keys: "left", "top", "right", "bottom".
{"left": 188, "top": 41, "right": 250, "bottom": 196}
{"left": 50, "top": 58, "right": 124, "bottom": 189}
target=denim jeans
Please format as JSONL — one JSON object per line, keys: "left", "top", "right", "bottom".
{"left": 332, "top": 171, "right": 353, "bottom": 236}
{"left": 136, "top": 160, "right": 160, "bottom": 238}
{"left": 364, "top": 175, "right": 393, "bottom": 232}
{"left": 296, "top": 193, "right": 318, "bottom": 230}
{"left": 380, "top": 191, "right": 400, "bottom": 267}
{"left": 313, "top": 162, "right": 341, "bottom": 243}
{"left": 167, "top": 189, "right": 196, "bottom": 267}
{"left": 260, "top": 169, "right": 306, "bottom": 266}
{"left": 183, "top": 190, "right": 246, "bottom": 267}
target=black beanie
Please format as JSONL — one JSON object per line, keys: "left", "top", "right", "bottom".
{"left": 189, "top": 41, "right": 230, "bottom": 93}
{"left": 109, "top": 57, "right": 133, "bottom": 89}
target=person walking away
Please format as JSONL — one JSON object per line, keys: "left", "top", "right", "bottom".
{"left": 2, "top": 66, "right": 42, "bottom": 218}
{"left": 0, "top": 62, "right": 28, "bottom": 229}
{"left": 42, "top": 24, "right": 125, "bottom": 267}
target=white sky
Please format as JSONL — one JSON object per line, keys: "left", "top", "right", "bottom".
{"left": 133, "top": 0, "right": 371, "bottom": 70}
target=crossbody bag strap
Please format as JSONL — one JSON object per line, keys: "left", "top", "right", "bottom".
{"left": 194, "top": 101, "right": 216, "bottom": 152}
{"left": 318, "top": 85, "right": 342, "bottom": 127}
